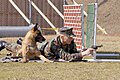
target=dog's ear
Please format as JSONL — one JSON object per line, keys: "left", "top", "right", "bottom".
{"left": 33, "top": 23, "right": 38, "bottom": 31}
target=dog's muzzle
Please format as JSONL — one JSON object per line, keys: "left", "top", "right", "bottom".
{"left": 35, "top": 36, "right": 46, "bottom": 43}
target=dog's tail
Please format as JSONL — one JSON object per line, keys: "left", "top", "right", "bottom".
{"left": 0, "top": 41, "right": 7, "bottom": 51}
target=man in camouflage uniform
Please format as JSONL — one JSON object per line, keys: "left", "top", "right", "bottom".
{"left": 38, "top": 27, "right": 95, "bottom": 62}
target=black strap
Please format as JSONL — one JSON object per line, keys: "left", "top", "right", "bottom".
{"left": 57, "top": 36, "right": 63, "bottom": 48}
{"left": 39, "top": 42, "right": 49, "bottom": 57}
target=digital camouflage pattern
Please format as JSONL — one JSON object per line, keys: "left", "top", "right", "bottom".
{"left": 38, "top": 35, "right": 83, "bottom": 61}
{"left": 5, "top": 43, "right": 21, "bottom": 55}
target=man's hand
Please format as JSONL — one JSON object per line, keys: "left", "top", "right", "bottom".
{"left": 81, "top": 48, "right": 95, "bottom": 57}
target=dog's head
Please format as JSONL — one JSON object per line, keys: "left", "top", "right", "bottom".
{"left": 31, "top": 23, "right": 46, "bottom": 43}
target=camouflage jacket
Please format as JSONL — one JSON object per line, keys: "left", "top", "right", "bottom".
{"left": 38, "top": 35, "right": 80, "bottom": 60}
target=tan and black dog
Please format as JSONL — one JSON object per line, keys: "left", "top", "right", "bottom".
{"left": 0, "top": 23, "right": 53, "bottom": 63}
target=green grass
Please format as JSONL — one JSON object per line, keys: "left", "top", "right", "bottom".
{"left": 0, "top": 35, "right": 120, "bottom": 80}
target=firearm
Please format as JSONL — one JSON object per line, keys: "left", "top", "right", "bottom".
{"left": 91, "top": 45, "right": 103, "bottom": 49}
{"left": 82, "top": 45, "right": 103, "bottom": 51}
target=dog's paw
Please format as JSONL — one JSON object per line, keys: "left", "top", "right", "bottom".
{"left": 19, "top": 59, "right": 28, "bottom": 63}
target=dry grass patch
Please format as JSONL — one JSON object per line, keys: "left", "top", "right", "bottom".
{"left": 0, "top": 35, "right": 120, "bottom": 80}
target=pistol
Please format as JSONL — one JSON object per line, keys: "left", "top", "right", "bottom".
{"left": 82, "top": 45, "right": 103, "bottom": 52}
{"left": 91, "top": 45, "right": 103, "bottom": 49}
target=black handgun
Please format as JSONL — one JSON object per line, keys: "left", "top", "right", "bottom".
{"left": 91, "top": 45, "right": 103, "bottom": 49}
{"left": 82, "top": 45, "right": 103, "bottom": 52}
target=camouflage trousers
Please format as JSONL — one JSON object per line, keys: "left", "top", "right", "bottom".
{"left": 6, "top": 43, "right": 21, "bottom": 54}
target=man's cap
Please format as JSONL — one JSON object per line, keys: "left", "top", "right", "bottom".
{"left": 59, "top": 27, "right": 76, "bottom": 37}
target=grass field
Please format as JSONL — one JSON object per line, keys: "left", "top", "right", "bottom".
{"left": 0, "top": 35, "right": 120, "bottom": 80}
